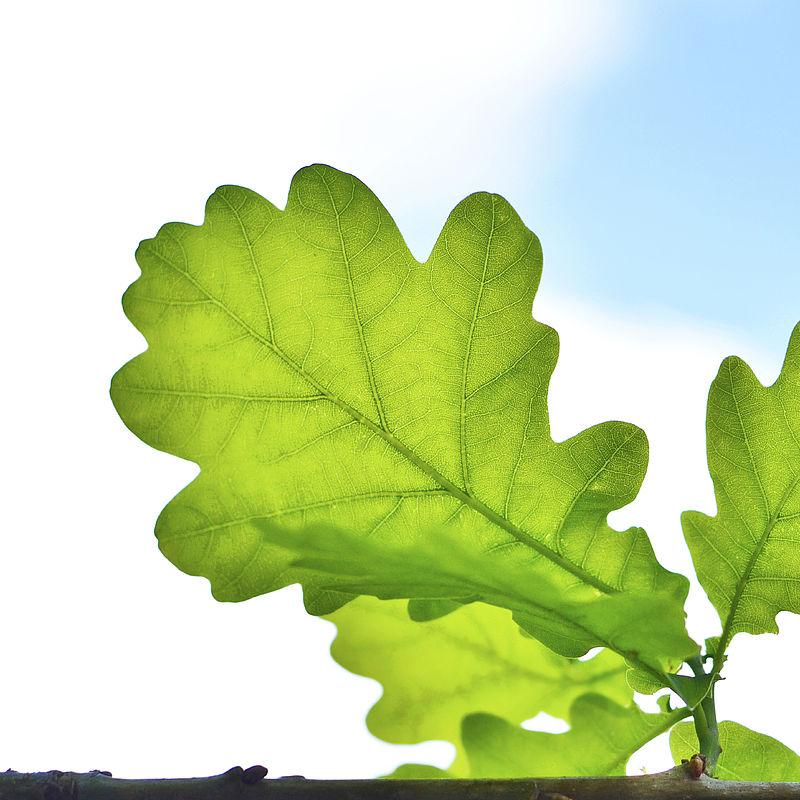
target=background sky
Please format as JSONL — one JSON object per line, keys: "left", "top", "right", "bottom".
{"left": 3, "top": 0, "right": 799, "bottom": 781}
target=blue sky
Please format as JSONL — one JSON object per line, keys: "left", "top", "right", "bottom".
{"left": 527, "top": 1, "right": 800, "bottom": 354}
{"left": 3, "top": 0, "right": 799, "bottom": 781}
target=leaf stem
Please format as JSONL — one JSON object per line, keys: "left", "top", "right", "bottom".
{"left": 687, "top": 657, "right": 721, "bottom": 775}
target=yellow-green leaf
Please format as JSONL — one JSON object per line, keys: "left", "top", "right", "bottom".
{"left": 327, "top": 597, "right": 630, "bottom": 757}
{"left": 112, "top": 164, "right": 694, "bottom": 671}
{"left": 670, "top": 720, "right": 800, "bottom": 781}
{"left": 462, "top": 695, "right": 686, "bottom": 778}
{"left": 683, "top": 325, "right": 800, "bottom": 658}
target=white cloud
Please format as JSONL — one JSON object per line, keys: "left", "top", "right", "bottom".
{"left": 5, "top": 0, "right": 638, "bottom": 253}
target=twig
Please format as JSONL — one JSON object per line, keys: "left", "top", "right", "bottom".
{"left": 2, "top": 763, "right": 799, "bottom": 800}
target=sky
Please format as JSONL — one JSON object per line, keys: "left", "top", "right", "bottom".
{"left": 2, "top": 0, "right": 799, "bottom": 781}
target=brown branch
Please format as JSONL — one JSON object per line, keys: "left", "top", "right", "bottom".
{"left": 2, "top": 764, "right": 799, "bottom": 800}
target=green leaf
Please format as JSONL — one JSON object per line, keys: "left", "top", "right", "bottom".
{"left": 462, "top": 695, "right": 687, "bottom": 778}
{"left": 269, "top": 523, "right": 696, "bottom": 673}
{"left": 112, "top": 164, "right": 692, "bottom": 669}
{"left": 326, "top": 597, "right": 631, "bottom": 755}
{"left": 625, "top": 666, "right": 665, "bottom": 695}
{"left": 682, "top": 325, "right": 800, "bottom": 658}
{"left": 670, "top": 721, "right": 800, "bottom": 781}
{"left": 383, "top": 764, "right": 454, "bottom": 779}
{"left": 664, "top": 674, "right": 715, "bottom": 710}
{"left": 704, "top": 636, "right": 721, "bottom": 659}
{"left": 407, "top": 598, "right": 463, "bottom": 622}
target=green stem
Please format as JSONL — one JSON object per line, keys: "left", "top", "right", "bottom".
{"left": 690, "top": 683, "right": 721, "bottom": 776}
{"left": 687, "top": 654, "right": 705, "bottom": 678}
{"left": 683, "top": 653, "right": 722, "bottom": 775}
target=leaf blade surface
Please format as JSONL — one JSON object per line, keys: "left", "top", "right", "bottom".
{"left": 112, "top": 164, "right": 692, "bottom": 668}
{"left": 270, "top": 523, "right": 694, "bottom": 672}
{"left": 327, "top": 597, "right": 631, "bottom": 751}
{"left": 683, "top": 325, "right": 800, "bottom": 657}
{"left": 462, "top": 695, "right": 686, "bottom": 778}
{"left": 670, "top": 720, "right": 800, "bottom": 781}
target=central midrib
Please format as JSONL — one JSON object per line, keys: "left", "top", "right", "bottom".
{"left": 294, "top": 358, "right": 616, "bottom": 595}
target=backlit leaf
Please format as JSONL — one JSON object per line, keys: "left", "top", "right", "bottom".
{"left": 383, "top": 764, "right": 453, "bottom": 779}
{"left": 270, "top": 523, "right": 695, "bottom": 673}
{"left": 112, "top": 164, "right": 693, "bottom": 671}
{"left": 326, "top": 597, "right": 631, "bottom": 759}
{"left": 670, "top": 720, "right": 800, "bottom": 781}
{"left": 682, "top": 325, "right": 800, "bottom": 658}
{"left": 462, "top": 695, "right": 687, "bottom": 778}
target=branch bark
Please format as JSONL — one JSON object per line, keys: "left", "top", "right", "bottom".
{"left": 3, "top": 765, "right": 799, "bottom": 800}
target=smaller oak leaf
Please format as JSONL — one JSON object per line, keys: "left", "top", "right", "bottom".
{"left": 683, "top": 324, "right": 800, "bottom": 658}
{"left": 462, "top": 694, "right": 687, "bottom": 778}
{"left": 326, "top": 597, "right": 631, "bottom": 760}
{"left": 670, "top": 720, "right": 800, "bottom": 782}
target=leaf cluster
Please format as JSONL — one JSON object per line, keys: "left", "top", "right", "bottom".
{"left": 112, "top": 165, "right": 800, "bottom": 780}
